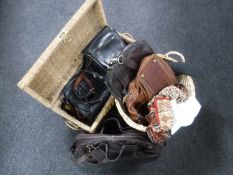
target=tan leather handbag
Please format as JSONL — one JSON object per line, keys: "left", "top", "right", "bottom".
{"left": 125, "top": 54, "right": 177, "bottom": 122}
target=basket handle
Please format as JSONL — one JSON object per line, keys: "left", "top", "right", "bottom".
{"left": 123, "top": 32, "right": 135, "bottom": 40}
{"left": 165, "top": 51, "right": 185, "bottom": 63}
{"left": 157, "top": 51, "right": 185, "bottom": 63}
{"left": 65, "top": 120, "right": 80, "bottom": 130}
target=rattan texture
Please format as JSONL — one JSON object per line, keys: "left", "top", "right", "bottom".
{"left": 17, "top": 0, "right": 135, "bottom": 133}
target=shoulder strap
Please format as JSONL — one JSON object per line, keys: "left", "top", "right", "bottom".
{"left": 73, "top": 71, "right": 94, "bottom": 91}
{"left": 91, "top": 143, "right": 136, "bottom": 163}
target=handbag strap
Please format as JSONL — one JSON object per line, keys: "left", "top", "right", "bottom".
{"left": 73, "top": 71, "right": 94, "bottom": 99}
{"left": 157, "top": 51, "right": 185, "bottom": 63}
{"left": 90, "top": 142, "right": 135, "bottom": 163}
{"left": 72, "top": 69, "right": 105, "bottom": 103}
{"left": 84, "top": 69, "right": 106, "bottom": 104}
{"left": 89, "top": 118, "right": 136, "bottom": 163}
{"left": 100, "top": 118, "right": 131, "bottom": 134}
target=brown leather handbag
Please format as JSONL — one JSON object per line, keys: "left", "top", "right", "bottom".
{"left": 125, "top": 54, "right": 177, "bottom": 122}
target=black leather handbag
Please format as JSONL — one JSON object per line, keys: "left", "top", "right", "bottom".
{"left": 61, "top": 68, "right": 110, "bottom": 125}
{"left": 106, "top": 40, "right": 154, "bottom": 102}
{"left": 82, "top": 26, "right": 126, "bottom": 74}
{"left": 70, "top": 117, "right": 163, "bottom": 164}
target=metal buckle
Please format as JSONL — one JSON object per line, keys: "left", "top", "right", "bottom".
{"left": 109, "top": 55, "right": 123, "bottom": 65}
{"left": 90, "top": 88, "right": 95, "bottom": 94}
{"left": 87, "top": 145, "right": 94, "bottom": 154}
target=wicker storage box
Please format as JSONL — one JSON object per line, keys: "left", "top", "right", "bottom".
{"left": 17, "top": 0, "right": 134, "bottom": 133}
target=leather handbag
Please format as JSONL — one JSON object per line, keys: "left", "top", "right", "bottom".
{"left": 82, "top": 26, "right": 126, "bottom": 74}
{"left": 61, "top": 68, "right": 110, "bottom": 125}
{"left": 70, "top": 117, "right": 163, "bottom": 164}
{"left": 106, "top": 40, "right": 154, "bottom": 102}
{"left": 125, "top": 54, "right": 177, "bottom": 122}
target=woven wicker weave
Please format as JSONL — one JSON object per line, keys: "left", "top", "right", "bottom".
{"left": 17, "top": 0, "right": 135, "bottom": 133}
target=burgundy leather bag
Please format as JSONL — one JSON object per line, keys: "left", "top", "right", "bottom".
{"left": 125, "top": 54, "right": 177, "bottom": 122}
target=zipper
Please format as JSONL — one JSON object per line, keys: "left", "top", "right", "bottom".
{"left": 75, "top": 134, "right": 148, "bottom": 145}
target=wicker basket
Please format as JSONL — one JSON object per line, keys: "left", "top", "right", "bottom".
{"left": 17, "top": 0, "right": 135, "bottom": 133}
{"left": 115, "top": 54, "right": 196, "bottom": 132}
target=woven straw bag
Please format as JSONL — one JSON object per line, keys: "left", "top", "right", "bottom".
{"left": 17, "top": 0, "right": 135, "bottom": 133}
{"left": 115, "top": 53, "right": 196, "bottom": 132}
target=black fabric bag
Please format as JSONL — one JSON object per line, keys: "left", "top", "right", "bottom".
{"left": 70, "top": 117, "right": 163, "bottom": 164}
{"left": 61, "top": 67, "right": 110, "bottom": 125}
{"left": 106, "top": 40, "right": 154, "bottom": 101}
{"left": 82, "top": 26, "right": 126, "bottom": 74}
{"left": 167, "top": 61, "right": 201, "bottom": 77}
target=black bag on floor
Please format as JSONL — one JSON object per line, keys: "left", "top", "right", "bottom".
{"left": 70, "top": 117, "right": 163, "bottom": 164}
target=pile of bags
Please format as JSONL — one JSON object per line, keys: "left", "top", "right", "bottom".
{"left": 60, "top": 26, "right": 201, "bottom": 164}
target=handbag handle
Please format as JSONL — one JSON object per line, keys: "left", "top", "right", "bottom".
{"left": 65, "top": 120, "right": 80, "bottom": 130}
{"left": 72, "top": 70, "right": 104, "bottom": 103}
{"left": 157, "top": 51, "right": 185, "bottom": 63}
{"left": 73, "top": 71, "right": 93, "bottom": 90}
{"left": 91, "top": 118, "right": 134, "bottom": 163}
{"left": 105, "top": 143, "right": 127, "bottom": 162}
{"left": 123, "top": 32, "right": 134, "bottom": 39}
{"left": 91, "top": 142, "right": 135, "bottom": 163}
{"left": 73, "top": 71, "right": 95, "bottom": 100}
{"left": 165, "top": 51, "right": 185, "bottom": 63}
{"left": 100, "top": 118, "right": 131, "bottom": 134}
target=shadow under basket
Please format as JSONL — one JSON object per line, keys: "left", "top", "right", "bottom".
{"left": 17, "top": 0, "right": 135, "bottom": 133}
